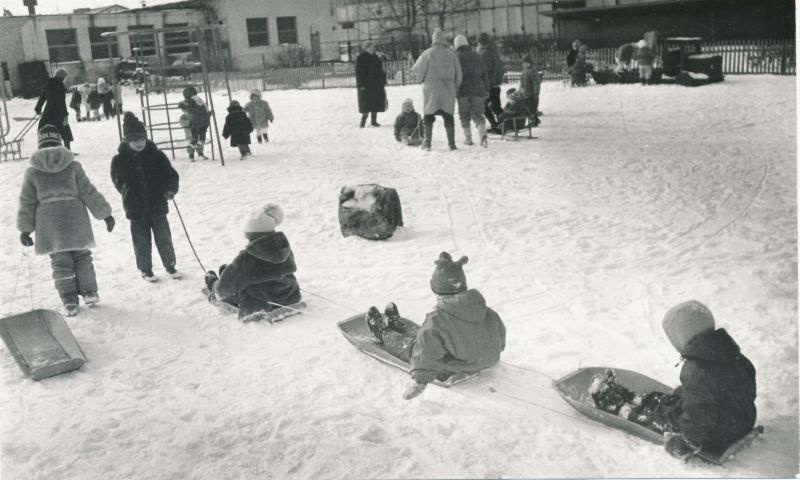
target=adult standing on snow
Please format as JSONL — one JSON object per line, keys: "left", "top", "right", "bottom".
{"left": 476, "top": 33, "right": 504, "bottom": 133}
{"left": 34, "top": 68, "right": 74, "bottom": 150}
{"left": 567, "top": 39, "right": 581, "bottom": 68}
{"left": 454, "top": 34, "right": 489, "bottom": 147}
{"left": 412, "top": 30, "right": 463, "bottom": 151}
{"left": 356, "top": 41, "right": 387, "bottom": 128}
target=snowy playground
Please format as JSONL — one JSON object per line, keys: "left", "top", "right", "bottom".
{"left": 0, "top": 75, "right": 797, "bottom": 478}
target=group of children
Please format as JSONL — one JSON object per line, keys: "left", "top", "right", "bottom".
{"left": 69, "top": 78, "right": 122, "bottom": 122}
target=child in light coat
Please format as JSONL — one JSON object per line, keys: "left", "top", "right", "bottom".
{"left": 244, "top": 90, "right": 274, "bottom": 144}
{"left": 177, "top": 101, "right": 194, "bottom": 161}
{"left": 17, "top": 125, "right": 115, "bottom": 316}
{"left": 393, "top": 98, "right": 423, "bottom": 146}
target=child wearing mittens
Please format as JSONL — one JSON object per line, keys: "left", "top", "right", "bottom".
{"left": 17, "top": 125, "right": 115, "bottom": 316}
{"left": 244, "top": 90, "right": 274, "bottom": 144}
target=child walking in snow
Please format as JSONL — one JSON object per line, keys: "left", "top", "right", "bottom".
{"left": 17, "top": 125, "right": 115, "bottom": 316}
{"left": 110, "top": 112, "right": 181, "bottom": 282}
{"left": 204, "top": 204, "right": 301, "bottom": 321}
{"left": 87, "top": 84, "right": 102, "bottom": 121}
{"left": 244, "top": 90, "right": 273, "bottom": 144}
{"left": 182, "top": 86, "right": 210, "bottom": 159}
{"left": 222, "top": 100, "right": 253, "bottom": 160}
{"left": 97, "top": 77, "right": 114, "bottom": 119}
{"left": 364, "top": 252, "right": 506, "bottom": 400}
{"left": 69, "top": 88, "right": 82, "bottom": 122}
{"left": 393, "top": 98, "right": 423, "bottom": 146}
{"left": 588, "top": 300, "right": 757, "bottom": 459}
{"left": 177, "top": 101, "right": 195, "bottom": 161}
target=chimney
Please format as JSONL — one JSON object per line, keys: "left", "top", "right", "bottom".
{"left": 23, "top": 0, "right": 36, "bottom": 15}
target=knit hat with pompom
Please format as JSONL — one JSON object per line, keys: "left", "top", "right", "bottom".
{"left": 243, "top": 204, "right": 284, "bottom": 234}
{"left": 122, "top": 112, "right": 147, "bottom": 142}
{"left": 662, "top": 300, "right": 716, "bottom": 354}
{"left": 430, "top": 252, "right": 469, "bottom": 295}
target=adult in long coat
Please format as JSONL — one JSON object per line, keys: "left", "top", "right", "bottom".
{"left": 477, "top": 33, "right": 504, "bottom": 130}
{"left": 356, "top": 41, "right": 387, "bottom": 128}
{"left": 412, "top": 30, "right": 463, "bottom": 151}
{"left": 34, "top": 68, "right": 74, "bottom": 150}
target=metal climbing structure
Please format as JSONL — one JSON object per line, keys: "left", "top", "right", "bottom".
{"left": 102, "top": 25, "right": 231, "bottom": 165}
{"left": 0, "top": 92, "right": 37, "bottom": 161}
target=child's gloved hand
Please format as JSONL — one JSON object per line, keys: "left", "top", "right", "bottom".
{"left": 204, "top": 270, "right": 218, "bottom": 291}
{"left": 164, "top": 191, "right": 176, "bottom": 200}
{"left": 104, "top": 215, "right": 115, "bottom": 232}
{"left": 664, "top": 433, "right": 701, "bottom": 462}
{"left": 402, "top": 381, "right": 427, "bottom": 400}
{"left": 19, "top": 232, "right": 34, "bottom": 247}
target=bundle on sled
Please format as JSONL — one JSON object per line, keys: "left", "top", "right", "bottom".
{"left": 554, "top": 367, "right": 763, "bottom": 465}
{"left": 0, "top": 309, "right": 87, "bottom": 380}
{"left": 338, "top": 184, "right": 403, "bottom": 240}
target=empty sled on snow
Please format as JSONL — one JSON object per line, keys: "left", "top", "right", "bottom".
{"left": 337, "top": 313, "right": 478, "bottom": 387}
{"left": 554, "top": 367, "right": 763, "bottom": 465}
{"left": 0, "top": 309, "right": 87, "bottom": 380}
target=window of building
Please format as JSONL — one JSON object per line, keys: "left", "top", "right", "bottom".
{"left": 276, "top": 16, "right": 298, "bottom": 44}
{"left": 164, "top": 22, "right": 192, "bottom": 55}
{"left": 128, "top": 25, "right": 156, "bottom": 56}
{"left": 45, "top": 29, "right": 80, "bottom": 62}
{"left": 246, "top": 17, "right": 269, "bottom": 47}
{"left": 89, "top": 26, "right": 119, "bottom": 60}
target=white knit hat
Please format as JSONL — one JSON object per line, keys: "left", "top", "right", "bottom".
{"left": 454, "top": 34, "right": 469, "bottom": 49}
{"left": 662, "top": 300, "right": 715, "bottom": 354}
{"left": 243, "top": 204, "right": 284, "bottom": 234}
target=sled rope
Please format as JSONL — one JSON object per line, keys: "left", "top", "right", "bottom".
{"left": 299, "top": 288, "right": 361, "bottom": 314}
{"left": 171, "top": 199, "right": 207, "bottom": 274}
{"left": 26, "top": 250, "right": 33, "bottom": 311}
{"left": 7, "top": 251, "right": 25, "bottom": 315}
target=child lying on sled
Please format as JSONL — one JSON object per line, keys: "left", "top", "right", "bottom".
{"left": 204, "top": 204, "right": 302, "bottom": 320}
{"left": 588, "top": 300, "right": 757, "bottom": 460}
{"left": 364, "top": 252, "right": 506, "bottom": 399}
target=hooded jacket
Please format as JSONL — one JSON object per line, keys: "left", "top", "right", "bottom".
{"left": 672, "top": 328, "right": 757, "bottom": 453}
{"left": 412, "top": 41, "right": 463, "bottom": 115}
{"left": 477, "top": 41, "right": 504, "bottom": 86}
{"left": 244, "top": 90, "right": 274, "bottom": 129}
{"left": 17, "top": 146, "right": 111, "bottom": 255}
{"left": 394, "top": 110, "right": 422, "bottom": 141}
{"left": 455, "top": 45, "right": 489, "bottom": 99}
{"left": 410, "top": 289, "right": 506, "bottom": 383}
{"left": 35, "top": 77, "right": 73, "bottom": 142}
{"left": 110, "top": 141, "right": 179, "bottom": 220}
{"left": 222, "top": 105, "right": 253, "bottom": 147}
{"left": 213, "top": 231, "right": 301, "bottom": 318}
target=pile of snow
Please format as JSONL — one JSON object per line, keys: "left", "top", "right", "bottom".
{"left": 0, "top": 76, "right": 797, "bottom": 478}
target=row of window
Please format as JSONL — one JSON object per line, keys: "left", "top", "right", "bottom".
{"left": 45, "top": 25, "right": 193, "bottom": 63}
{"left": 246, "top": 16, "right": 297, "bottom": 47}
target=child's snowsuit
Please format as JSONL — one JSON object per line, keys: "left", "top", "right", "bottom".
{"left": 222, "top": 104, "right": 254, "bottom": 157}
{"left": 110, "top": 140, "right": 180, "bottom": 275}
{"left": 182, "top": 86, "right": 210, "bottom": 157}
{"left": 178, "top": 110, "right": 194, "bottom": 159}
{"left": 382, "top": 289, "right": 506, "bottom": 383}
{"left": 519, "top": 64, "right": 541, "bottom": 123}
{"left": 636, "top": 44, "right": 655, "bottom": 83}
{"left": 69, "top": 90, "right": 82, "bottom": 120}
{"left": 96, "top": 79, "right": 113, "bottom": 118}
{"left": 212, "top": 231, "right": 302, "bottom": 319}
{"left": 570, "top": 53, "right": 592, "bottom": 86}
{"left": 394, "top": 110, "right": 423, "bottom": 145}
{"left": 244, "top": 90, "right": 273, "bottom": 143}
{"left": 17, "top": 144, "right": 112, "bottom": 305}
{"left": 87, "top": 87, "right": 102, "bottom": 120}
{"left": 498, "top": 96, "right": 530, "bottom": 133}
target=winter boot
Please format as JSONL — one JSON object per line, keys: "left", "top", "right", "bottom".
{"left": 62, "top": 303, "right": 79, "bottom": 317}
{"left": 166, "top": 266, "right": 182, "bottom": 279}
{"left": 445, "top": 124, "right": 457, "bottom": 151}
{"left": 370, "top": 112, "right": 380, "bottom": 127}
{"left": 257, "top": 135, "right": 263, "bottom": 144}
{"left": 384, "top": 302, "right": 406, "bottom": 334}
{"left": 421, "top": 120, "right": 433, "bottom": 151}
{"left": 365, "top": 306, "right": 386, "bottom": 343}
{"left": 477, "top": 123, "right": 488, "bottom": 148}
{"left": 359, "top": 113, "right": 368, "bottom": 128}
{"left": 83, "top": 291, "right": 100, "bottom": 306}
{"left": 403, "top": 381, "right": 428, "bottom": 400}
{"left": 141, "top": 270, "right": 158, "bottom": 283}
{"left": 264, "top": 132, "right": 269, "bottom": 142}
{"left": 462, "top": 126, "right": 474, "bottom": 146}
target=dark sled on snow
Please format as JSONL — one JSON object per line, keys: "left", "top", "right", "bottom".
{"left": 0, "top": 309, "right": 87, "bottom": 380}
{"left": 337, "top": 313, "right": 478, "bottom": 387}
{"left": 554, "top": 367, "right": 763, "bottom": 465}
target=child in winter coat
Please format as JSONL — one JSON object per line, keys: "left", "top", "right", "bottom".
{"left": 204, "top": 204, "right": 301, "bottom": 321}
{"left": 570, "top": 44, "right": 592, "bottom": 86}
{"left": 244, "top": 90, "right": 274, "bottom": 144}
{"left": 87, "top": 84, "right": 102, "bottom": 121}
{"left": 69, "top": 88, "right": 82, "bottom": 122}
{"left": 222, "top": 100, "right": 254, "bottom": 160}
{"left": 17, "top": 125, "right": 115, "bottom": 316}
{"left": 110, "top": 112, "right": 181, "bottom": 282}
{"left": 80, "top": 83, "right": 91, "bottom": 120}
{"left": 588, "top": 300, "right": 757, "bottom": 459}
{"left": 519, "top": 54, "right": 541, "bottom": 127}
{"left": 177, "top": 101, "right": 195, "bottom": 161}
{"left": 182, "top": 86, "right": 210, "bottom": 159}
{"left": 498, "top": 89, "right": 530, "bottom": 133}
{"left": 393, "top": 98, "right": 423, "bottom": 146}
{"left": 365, "top": 252, "right": 506, "bottom": 400}
{"left": 97, "top": 77, "right": 114, "bottom": 119}
{"left": 635, "top": 39, "right": 655, "bottom": 85}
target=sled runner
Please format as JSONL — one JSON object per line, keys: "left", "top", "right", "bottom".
{"left": 337, "top": 313, "right": 479, "bottom": 387}
{"left": 201, "top": 287, "right": 306, "bottom": 323}
{"left": 0, "top": 309, "right": 87, "bottom": 380}
{"left": 554, "top": 367, "right": 763, "bottom": 465}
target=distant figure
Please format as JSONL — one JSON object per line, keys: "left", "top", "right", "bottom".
{"left": 394, "top": 98, "right": 423, "bottom": 146}
{"left": 454, "top": 34, "right": 489, "bottom": 147}
{"left": 570, "top": 44, "right": 592, "bottom": 86}
{"left": 33, "top": 68, "right": 74, "bottom": 150}
{"left": 182, "top": 86, "right": 211, "bottom": 160}
{"left": 567, "top": 39, "right": 581, "bottom": 68}
{"left": 356, "top": 41, "right": 387, "bottom": 128}
{"left": 635, "top": 39, "right": 655, "bottom": 85}
{"left": 222, "top": 100, "right": 254, "bottom": 160}
{"left": 476, "top": 32, "right": 504, "bottom": 133}
{"left": 244, "top": 89, "right": 274, "bottom": 144}
{"left": 615, "top": 43, "right": 637, "bottom": 72}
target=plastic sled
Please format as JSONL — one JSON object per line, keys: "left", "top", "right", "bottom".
{"left": 337, "top": 313, "right": 478, "bottom": 387}
{"left": 0, "top": 309, "right": 87, "bottom": 380}
{"left": 201, "top": 287, "right": 306, "bottom": 323}
{"left": 554, "top": 367, "right": 763, "bottom": 465}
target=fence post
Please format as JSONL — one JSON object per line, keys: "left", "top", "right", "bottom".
{"left": 322, "top": 65, "right": 326, "bottom": 89}
{"left": 781, "top": 40, "right": 787, "bottom": 75}
{"left": 261, "top": 53, "right": 267, "bottom": 91}
{"left": 402, "top": 64, "right": 406, "bottom": 85}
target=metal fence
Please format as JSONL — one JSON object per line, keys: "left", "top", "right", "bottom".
{"left": 210, "top": 38, "right": 794, "bottom": 93}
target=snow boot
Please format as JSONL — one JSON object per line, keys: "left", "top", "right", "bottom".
{"left": 589, "top": 369, "right": 639, "bottom": 415}
{"left": 422, "top": 120, "right": 433, "bottom": 151}
{"left": 365, "top": 306, "right": 386, "bottom": 343}
{"left": 445, "top": 124, "right": 457, "bottom": 150}
{"left": 477, "top": 123, "right": 488, "bottom": 148}
{"left": 257, "top": 135, "right": 263, "bottom": 144}
{"left": 384, "top": 302, "right": 406, "bottom": 334}
{"left": 141, "top": 270, "right": 158, "bottom": 283}
{"left": 166, "top": 266, "right": 182, "bottom": 279}
{"left": 462, "top": 126, "right": 474, "bottom": 146}
{"left": 62, "top": 303, "right": 79, "bottom": 317}
{"left": 264, "top": 132, "right": 269, "bottom": 142}
{"left": 83, "top": 291, "right": 100, "bottom": 306}
{"left": 403, "top": 381, "right": 428, "bottom": 400}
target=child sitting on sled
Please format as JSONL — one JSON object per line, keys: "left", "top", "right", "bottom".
{"left": 393, "top": 98, "right": 423, "bottom": 146}
{"left": 497, "top": 88, "right": 530, "bottom": 134}
{"left": 588, "top": 300, "right": 757, "bottom": 459}
{"left": 204, "top": 204, "right": 302, "bottom": 321}
{"left": 364, "top": 252, "right": 506, "bottom": 400}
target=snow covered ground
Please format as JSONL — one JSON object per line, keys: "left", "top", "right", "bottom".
{"left": 0, "top": 76, "right": 797, "bottom": 479}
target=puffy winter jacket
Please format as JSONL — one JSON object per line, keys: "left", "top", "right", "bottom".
{"left": 519, "top": 66, "right": 541, "bottom": 99}
{"left": 244, "top": 91, "right": 274, "bottom": 129}
{"left": 214, "top": 231, "right": 301, "bottom": 318}
{"left": 17, "top": 146, "right": 111, "bottom": 255}
{"left": 455, "top": 46, "right": 488, "bottom": 98}
{"left": 394, "top": 110, "right": 422, "bottom": 141}
{"left": 222, "top": 106, "right": 253, "bottom": 147}
{"left": 478, "top": 41, "right": 504, "bottom": 86}
{"left": 110, "top": 141, "right": 179, "bottom": 220}
{"left": 410, "top": 289, "right": 506, "bottom": 383}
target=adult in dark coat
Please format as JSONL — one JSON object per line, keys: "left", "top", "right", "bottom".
{"left": 566, "top": 39, "right": 581, "bottom": 68}
{"left": 222, "top": 100, "right": 254, "bottom": 158}
{"left": 356, "top": 41, "right": 387, "bottom": 128}
{"left": 477, "top": 33, "right": 504, "bottom": 131}
{"left": 34, "top": 68, "right": 74, "bottom": 149}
